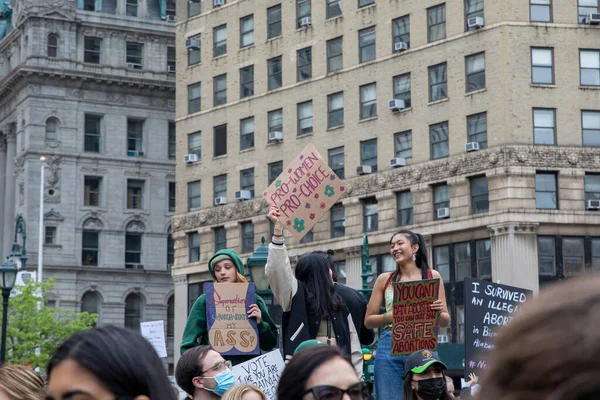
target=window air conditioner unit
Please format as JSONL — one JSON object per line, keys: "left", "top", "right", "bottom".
{"left": 388, "top": 99, "right": 406, "bottom": 112}
{"left": 467, "top": 16, "right": 485, "bottom": 29}
{"left": 356, "top": 165, "right": 373, "bottom": 175}
{"left": 394, "top": 41, "right": 408, "bottom": 52}
{"left": 167, "top": 65, "right": 176, "bottom": 73}
{"left": 437, "top": 207, "right": 450, "bottom": 219}
{"left": 166, "top": 15, "right": 176, "bottom": 22}
{"left": 389, "top": 157, "right": 407, "bottom": 168}
{"left": 438, "top": 334, "right": 449, "bottom": 344}
{"left": 214, "top": 0, "right": 225, "bottom": 6}
{"left": 268, "top": 131, "right": 283, "bottom": 142}
{"left": 465, "top": 142, "right": 480, "bottom": 152}
{"left": 185, "top": 37, "right": 201, "bottom": 49}
{"left": 184, "top": 153, "right": 199, "bottom": 164}
{"left": 300, "top": 16, "right": 312, "bottom": 27}
{"left": 127, "top": 62, "right": 142, "bottom": 69}
{"left": 214, "top": 196, "right": 227, "bottom": 206}
{"left": 235, "top": 190, "right": 252, "bottom": 201}
{"left": 585, "top": 13, "right": 600, "bottom": 24}
{"left": 587, "top": 200, "right": 600, "bottom": 210}
{"left": 125, "top": 264, "right": 144, "bottom": 270}
{"left": 127, "top": 150, "right": 144, "bottom": 157}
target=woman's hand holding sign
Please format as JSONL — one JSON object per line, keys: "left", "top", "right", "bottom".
{"left": 247, "top": 304, "right": 263, "bottom": 324}
{"left": 430, "top": 299, "right": 444, "bottom": 313}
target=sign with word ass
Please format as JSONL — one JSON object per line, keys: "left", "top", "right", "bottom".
{"left": 205, "top": 282, "right": 260, "bottom": 356}
{"left": 232, "top": 350, "right": 286, "bottom": 400}
{"left": 263, "top": 143, "right": 346, "bottom": 241}
{"left": 140, "top": 320, "right": 168, "bottom": 358}
{"left": 391, "top": 279, "right": 440, "bottom": 356}
{"left": 464, "top": 278, "right": 532, "bottom": 376}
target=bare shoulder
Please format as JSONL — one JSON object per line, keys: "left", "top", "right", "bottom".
{"left": 429, "top": 269, "right": 442, "bottom": 279}
{"left": 374, "top": 272, "right": 394, "bottom": 286}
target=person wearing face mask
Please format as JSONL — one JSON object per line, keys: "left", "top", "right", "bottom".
{"left": 176, "top": 345, "right": 237, "bottom": 399}
{"left": 403, "top": 350, "right": 452, "bottom": 400}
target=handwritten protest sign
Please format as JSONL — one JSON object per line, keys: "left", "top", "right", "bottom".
{"left": 391, "top": 279, "right": 440, "bottom": 356}
{"left": 232, "top": 350, "right": 285, "bottom": 400}
{"left": 140, "top": 320, "right": 168, "bottom": 358}
{"left": 205, "top": 282, "right": 260, "bottom": 356}
{"left": 464, "top": 278, "right": 531, "bottom": 376}
{"left": 262, "top": 143, "right": 346, "bottom": 241}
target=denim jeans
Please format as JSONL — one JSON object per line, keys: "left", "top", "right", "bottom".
{"left": 374, "top": 330, "right": 408, "bottom": 400}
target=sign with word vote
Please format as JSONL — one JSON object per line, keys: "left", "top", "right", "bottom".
{"left": 232, "top": 350, "right": 286, "bottom": 400}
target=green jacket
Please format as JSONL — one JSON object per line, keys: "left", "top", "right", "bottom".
{"left": 180, "top": 293, "right": 279, "bottom": 365}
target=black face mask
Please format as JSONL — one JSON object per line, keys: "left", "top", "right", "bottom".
{"left": 415, "top": 377, "right": 446, "bottom": 400}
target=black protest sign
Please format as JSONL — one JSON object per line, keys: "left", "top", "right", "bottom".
{"left": 464, "top": 278, "right": 532, "bottom": 376}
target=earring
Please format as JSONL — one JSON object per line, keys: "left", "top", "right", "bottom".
{"left": 412, "top": 253, "right": 417, "bottom": 261}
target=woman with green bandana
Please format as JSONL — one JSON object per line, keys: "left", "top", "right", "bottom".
{"left": 180, "top": 249, "right": 279, "bottom": 365}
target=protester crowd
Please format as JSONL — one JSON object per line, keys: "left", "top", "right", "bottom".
{"left": 1, "top": 205, "right": 599, "bottom": 400}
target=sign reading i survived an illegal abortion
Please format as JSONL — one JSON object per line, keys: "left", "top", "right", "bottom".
{"left": 464, "top": 278, "right": 532, "bottom": 376}
{"left": 262, "top": 143, "right": 346, "bottom": 241}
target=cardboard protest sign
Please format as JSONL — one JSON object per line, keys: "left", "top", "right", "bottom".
{"left": 391, "top": 279, "right": 440, "bottom": 356}
{"left": 262, "top": 143, "right": 346, "bottom": 241}
{"left": 205, "top": 282, "right": 260, "bottom": 356}
{"left": 232, "top": 350, "right": 285, "bottom": 400}
{"left": 464, "top": 278, "right": 531, "bottom": 376}
{"left": 140, "top": 320, "right": 168, "bottom": 358}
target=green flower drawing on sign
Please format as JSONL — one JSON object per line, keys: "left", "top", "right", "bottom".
{"left": 293, "top": 218, "right": 305, "bottom": 233}
{"left": 275, "top": 180, "right": 282, "bottom": 188}
{"left": 324, "top": 185, "right": 335, "bottom": 197}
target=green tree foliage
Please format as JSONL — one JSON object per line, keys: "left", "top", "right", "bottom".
{"left": 0, "top": 278, "right": 97, "bottom": 370}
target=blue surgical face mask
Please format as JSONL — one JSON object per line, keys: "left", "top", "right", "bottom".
{"left": 203, "top": 368, "right": 236, "bottom": 396}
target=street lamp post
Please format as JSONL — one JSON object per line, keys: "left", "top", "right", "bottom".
{"left": 0, "top": 259, "right": 18, "bottom": 364}
{"left": 247, "top": 236, "right": 282, "bottom": 327}
{"left": 9, "top": 215, "right": 28, "bottom": 271}
{"left": 358, "top": 234, "right": 373, "bottom": 302}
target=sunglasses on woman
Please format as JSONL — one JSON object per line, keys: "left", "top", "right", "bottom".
{"left": 302, "top": 381, "right": 372, "bottom": 400}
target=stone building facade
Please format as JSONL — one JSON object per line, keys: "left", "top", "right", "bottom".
{"left": 173, "top": 0, "right": 600, "bottom": 362}
{"left": 0, "top": 0, "right": 177, "bottom": 371}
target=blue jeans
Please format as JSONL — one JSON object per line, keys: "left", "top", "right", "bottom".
{"left": 374, "top": 330, "right": 407, "bottom": 400}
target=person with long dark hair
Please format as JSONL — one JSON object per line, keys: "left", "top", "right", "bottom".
{"left": 46, "top": 325, "right": 177, "bottom": 400}
{"left": 266, "top": 205, "right": 374, "bottom": 376}
{"left": 402, "top": 350, "right": 453, "bottom": 400}
{"left": 365, "top": 229, "right": 450, "bottom": 400}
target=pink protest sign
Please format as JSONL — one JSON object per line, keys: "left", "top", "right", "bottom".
{"left": 262, "top": 143, "right": 346, "bottom": 241}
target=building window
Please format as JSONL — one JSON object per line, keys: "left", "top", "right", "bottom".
{"left": 45, "top": 226, "right": 57, "bottom": 245}
{"left": 454, "top": 243, "right": 471, "bottom": 281}
{"left": 169, "top": 182, "right": 176, "bottom": 213}
{"left": 213, "top": 25, "right": 227, "bottom": 57}
{"left": 167, "top": 46, "right": 176, "bottom": 72}
{"left": 268, "top": 161, "right": 283, "bottom": 185}
{"left": 300, "top": 229, "right": 314, "bottom": 244}
{"left": 268, "top": 56, "right": 283, "bottom": 90}
{"left": 359, "top": 83, "right": 377, "bottom": 120}
{"left": 297, "top": 0, "right": 311, "bottom": 28}
{"left": 213, "top": 74, "right": 227, "bottom": 106}
{"left": 189, "top": 232, "right": 200, "bottom": 262}
{"left": 166, "top": 0, "right": 176, "bottom": 17}
{"left": 297, "top": 47, "right": 312, "bottom": 81}
{"left": 465, "top": 0, "right": 484, "bottom": 31}
{"left": 430, "top": 121, "right": 449, "bottom": 160}
{"left": 84, "top": 176, "right": 101, "bottom": 207}
{"left": 397, "top": 191, "right": 413, "bottom": 226}
{"left": 125, "top": 233, "right": 142, "bottom": 267}
{"left": 428, "top": 4, "right": 446, "bottom": 42}
{"left": 531, "top": 48, "right": 554, "bottom": 84}
{"left": 126, "top": 42, "right": 143, "bottom": 68}
{"left": 167, "top": 296, "right": 174, "bottom": 337}
{"left": 84, "top": 37, "right": 102, "bottom": 64}
{"left": 126, "top": 0, "right": 138, "bottom": 16}
{"left": 297, "top": 101, "right": 313, "bottom": 135}
{"left": 467, "top": 112, "right": 488, "bottom": 149}
{"left": 393, "top": 73, "right": 411, "bottom": 108}
{"left": 466, "top": 52, "right": 485, "bottom": 92}
{"left": 189, "top": 0, "right": 201, "bottom": 17}
{"left": 360, "top": 139, "right": 378, "bottom": 172}
{"left": 240, "top": 117, "right": 254, "bottom": 150}
{"left": 240, "top": 65, "right": 254, "bottom": 98}
{"left": 429, "top": 63, "right": 448, "bottom": 102}
{"left": 331, "top": 204, "right": 345, "bottom": 238}
{"left": 433, "top": 184, "right": 450, "bottom": 220}
{"left": 335, "top": 260, "right": 347, "bottom": 284}
{"left": 359, "top": 27, "right": 376, "bottom": 63}
{"left": 127, "top": 119, "right": 144, "bottom": 155}
{"left": 328, "top": 92, "right": 344, "bottom": 128}
{"left": 359, "top": 0, "right": 374, "bottom": 7}
{"left": 241, "top": 222, "right": 254, "bottom": 253}
{"left": 537, "top": 237, "right": 555, "bottom": 275}
{"left": 530, "top": 0, "right": 551, "bottom": 22}
{"left": 48, "top": 34, "right": 58, "bottom": 58}
{"left": 167, "top": 232, "right": 175, "bottom": 268}
{"left": 240, "top": 15, "right": 254, "bottom": 48}
{"left": 45, "top": 118, "right": 58, "bottom": 141}
{"left": 578, "top": 0, "right": 598, "bottom": 23}
{"left": 214, "top": 227, "right": 227, "bottom": 252}
{"left": 582, "top": 110, "right": 600, "bottom": 146}
{"left": 188, "top": 34, "right": 201, "bottom": 65}
{"left": 392, "top": 15, "right": 410, "bottom": 51}
{"left": 267, "top": 5, "right": 282, "bottom": 38}
{"left": 188, "top": 131, "right": 201, "bottom": 156}
{"left": 585, "top": 173, "right": 600, "bottom": 202}
{"left": 268, "top": 109, "right": 283, "bottom": 140}
{"left": 592, "top": 239, "right": 600, "bottom": 272}
{"left": 188, "top": 82, "right": 201, "bottom": 114}
{"left": 394, "top": 130, "right": 412, "bottom": 160}
{"left": 167, "top": 121, "right": 176, "bottom": 160}
{"left": 213, "top": 174, "right": 227, "bottom": 201}
{"left": 433, "top": 246, "right": 450, "bottom": 282}
{"left": 533, "top": 108, "right": 556, "bottom": 145}
{"left": 81, "top": 292, "right": 99, "bottom": 316}
{"left": 580, "top": 50, "right": 600, "bottom": 86}
{"left": 470, "top": 175, "right": 489, "bottom": 214}
{"left": 563, "top": 238, "right": 584, "bottom": 277}
{"left": 363, "top": 198, "right": 378, "bottom": 232}
{"left": 327, "top": 0, "right": 342, "bottom": 19}
{"left": 188, "top": 180, "right": 201, "bottom": 211}
{"left": 127, "top": 179, "right": 144, "bottom": 209}
{"left": 214, "top": 124, "right": 227, "bottom": 157}
{"left": 82, "top": 0, "right": 96, "bottom": 11}
{"left": 82, "top": 231, "right": 99, "bottom": 266}
{"left": 476, "top": 239, "right": 491, "bottom": 278}
{"left": 240, "top": 168, "right": 255, "bottom": 196}
{"left": 84, "top": 114, "right": 101, "bottom": 153}
{"left": 328, "top": 147, "right": 344, "bottom": 178}
{"left": 327, "top": 37, "right": 343, "bottom": 73}
{"left": 535, "top": 172, "right": 558, "bottom": 209}
{"left": 124, "top": 294, "right": 142, "bottom": 331}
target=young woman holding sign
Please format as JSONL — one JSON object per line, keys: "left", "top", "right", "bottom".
{"left": 365, "top": 229, "right": 450, "bottom": 400}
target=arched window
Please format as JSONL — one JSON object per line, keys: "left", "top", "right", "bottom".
{"left": 48, "top": 34, "right": 58, "bottom": 58}
{"left": 81, "top": 291, "right": 100, "bottom": 314}
{"left": 124, "top": 293, "right": 143, "bottom": 331}
{"left": 167, "top": 295, "right": 174, "bottom": 337}
{"left": 45, "top": 117, "right": 58, "bottom": 141}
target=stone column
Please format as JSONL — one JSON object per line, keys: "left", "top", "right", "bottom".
{"left": 488, "top": 222, "right": 540, "bottom": 294}
{"left": 344, "top": 246, "right": 362, "bottom": 289}
{"left": 173, "top": 273, "right": 188, "bottom": 366}
{"left": 0, "top": 137, "right": 6, "bottom": 256}
{"left": 3, "top": 132, "right": 16, "bottom": 258}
